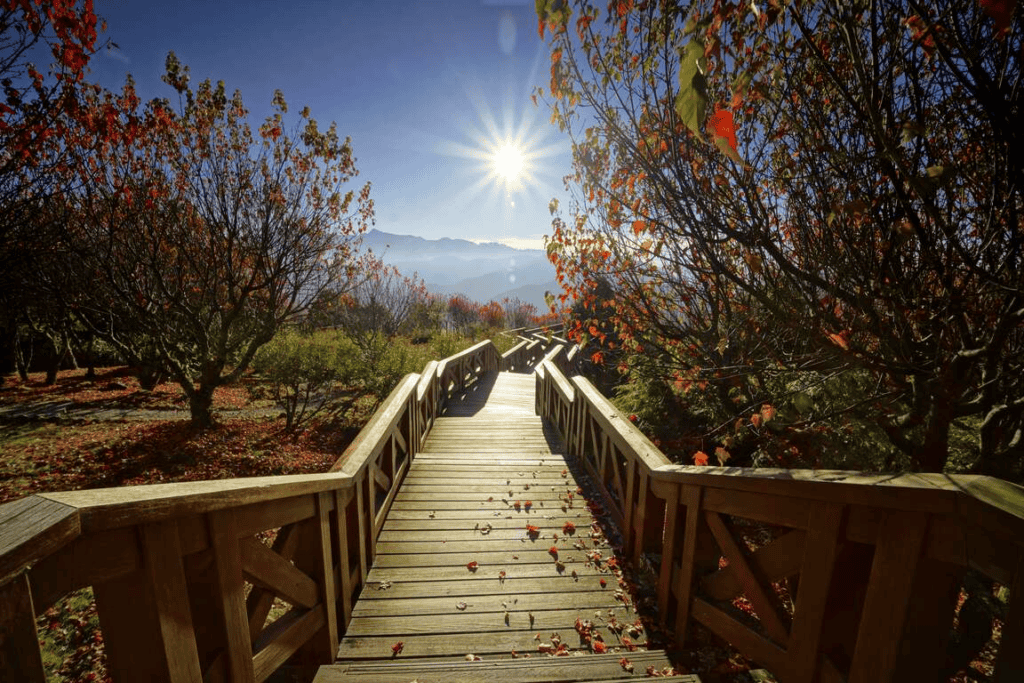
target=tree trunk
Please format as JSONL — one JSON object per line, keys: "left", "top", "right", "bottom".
{"left": 13, "top": 328, "right": 30, "bottom": 382}
{"left": 188, "top": 385, "right": 216, "bottom": 429}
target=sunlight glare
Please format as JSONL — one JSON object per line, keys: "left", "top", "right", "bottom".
{"left": 494, "top": 143, "right": 524, "bottom": 182}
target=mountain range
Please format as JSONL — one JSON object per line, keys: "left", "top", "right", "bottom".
{"left": 360, "top": 229, "right": 558, "bottom": 311}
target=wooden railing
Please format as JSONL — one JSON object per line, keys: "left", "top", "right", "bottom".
{"left": 0, "top": 335, "right": 569, "bottom": 683}
{"left": 535, "top": 359, "right": 1024, "bottom": 683}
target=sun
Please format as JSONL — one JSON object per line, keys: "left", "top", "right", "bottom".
{"left": 494, "top": 143, "right": 524, "bottom": 182}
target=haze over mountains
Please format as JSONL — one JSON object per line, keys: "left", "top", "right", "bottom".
{"left": 361, "top": 229, "right": 558, "bottom": 311}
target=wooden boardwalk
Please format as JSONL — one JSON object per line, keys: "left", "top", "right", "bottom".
{"left": 320, "top": 372, "right": 694, "bottom": 681}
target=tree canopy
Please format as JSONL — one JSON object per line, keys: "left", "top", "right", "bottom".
{"left": 539, "top": 0, "right": 1023, "bottom": 476}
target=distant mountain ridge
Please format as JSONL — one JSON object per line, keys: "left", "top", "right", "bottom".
{"left": 361, "top": 229, "right": 557, "bottom": 310}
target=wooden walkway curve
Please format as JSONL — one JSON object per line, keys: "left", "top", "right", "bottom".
{"left": 317, "top": 371, "right": 694, "bottom": 682}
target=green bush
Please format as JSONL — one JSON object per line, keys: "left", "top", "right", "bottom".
{"left": 253, "top": 329, "right": 359, "bottom": 431}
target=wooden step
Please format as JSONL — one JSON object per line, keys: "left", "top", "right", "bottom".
{"left": 314, "top": 650, "right": 700, "bottom": 682}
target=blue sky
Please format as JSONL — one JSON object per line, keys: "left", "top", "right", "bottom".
{"left": 87, "top": 0, "right": 572, "bottom": 250}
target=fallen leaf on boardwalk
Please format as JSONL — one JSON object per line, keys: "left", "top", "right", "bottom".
{"left": 498, "top": 570, "right": 507, "bottom": 583}
{"left": 555, "top": 560, "right": 566, "bottom": 572}
{"left": 562, "top": 521, "right": 576, "bottom": 535}
{"left": 527, "top": 524, "right": 540, "bottom": 538}
{"left": 561, "top": 468, "right": 568, "bottom": 477}
{"left": 592, "top": 639, "right": 608, "bottom": 653}
{"left": 465, "top": 653, "right": 482, "bottom": 661}
{"left": 480, "top": 523, "right": 492, "bottom": 535}
{"left": 600, "top": 578, "right": 607, "bottom": 588}
{"left": 428, "top": 511, "right": 436, "bottom": 518}
{"left": 523, "top": 483, "right": 530, "bottom": 490}
{"left": 391, "top": 641, "right": 404, "bottom": 655}
{"left": 538, "top": 642, "right": 554, "bottom": 653}
{"left": 620, "top": 657, "right": 634, "bottom": 672}
{"left": 514, "top": 500, "right": 521, "bottom": 510}
{"left": 549, "top": 546, "right": 559, "bottom": 557}
{"left": 467, "top": 561, "right": 479, "bottom": 572}
{"left": 376, "top": 581, "right": 393, "bottom": 591}
{"left": 524, "top": 500, "right": 532, "bottom": 509}
{"left": 571, "top": 570, "right": 578, "bottom": 581}
{"left": 456, "top": 602, "right": 468, "bottom": 610}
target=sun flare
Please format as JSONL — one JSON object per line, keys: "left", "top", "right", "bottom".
{"left": 494, "top": 143, "right": 524, "bottom": 182}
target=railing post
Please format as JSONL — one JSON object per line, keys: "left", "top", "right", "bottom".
{"left": 0, "top": 574, "right": 46, "bottom": 682}
{"left": 208, "top": 510, "right": 255, "bottom": 683}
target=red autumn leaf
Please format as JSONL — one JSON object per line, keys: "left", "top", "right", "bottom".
{"left": 391, "top": 641, "right": 404, "bottom": 654}
{"left": 693, "top": 451, "right": 709, "bottom": 466}
{"left": 980, "top": 0, "right": 1017, "bottom": 34}
{"left": 527, "top": 524, "right": 540, "bottom": 538}
{"left": 600, "top": 578, "right": 607, "bottom": 587}
{"left": 549, "top": 546, "right": 559, "bottom": 557}
{"left": 524, "top": 500, "right": 532, "bottom": 508}
{"left": 760, "top": 404, "right": 777, "bottom": 423}
{"left": 708, "top": 106, "right": 745, "bottom": 165}
{"left": 467, "top": 561, "right": 479, "bottom": 572}
{"left": 750, "top": 413, "right": 762, "bottom": 428}
{"left": 562, "top": 521, "right": 576, "bottom": 534}
{"left": 592, "top": 639, "right": 608, "bottom": 653}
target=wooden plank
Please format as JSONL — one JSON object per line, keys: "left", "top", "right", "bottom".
{"left": 40, "top": 475, "right": 353, "bottom": 533}
{"left": 29, "top": 526, "right": 139, "bottom": 611}
{"left": 704, "top": 510, "right": 789, "bottom": 645}
{"left": 351, "top": 590, "right": 621, "bottom": 618}
{"left": 140, "top": 519, "right": 204, "bottom": 683}
{"left": 234, "top": 495, "right": 316, "bottom": 539}
{"left": 657, "top": 483, "right": 681, "bottom": 623}
{"left": 344, "top": 604, "right": 630, "bottom": 637}
{"left": 0, "top": 496, "right": 80, "bottom": 586}
{"left": 247, "top": 523, "right": 301, "bottom": 642}
{"left": 209, "top": 510, "right": 256, "bottom": 683}
{"left": 0, "top": 574, "right": 46, "bottom": 682}
{"left": 702, "top": 529, "right": 807, "bottom": 601}
{"left": 239, "top": 536, "right": 318, "bottom": 609}
{"left": 251, "top": 606, "right": 325, "bottom": 683}
{"left": 357, "top": 573, "right": 609, "bottom": 599}
{"left": 692, "top": 597, "right": 789, "bottom": 673}
{"left": 996, "top": 547, "right": 1024, "bottom": 683}
{"left": 784, "top": 501, "right": 844, "bottom": 683}
{"left": 314, "top": 492, "right": 339, "bottom": 662}
{"left": 674, "top": 485, "right": 702, "bottom": 641}
{"left": 848, "top": 510, "right": 927, "bottom": 683}
{"left": 334, "top": 489, "right": 354, "bottom": 629}
{"left": 703, "top": 486, "right": 810, "bottom": 530}
{"left": 315, "top": 650, "right": 697, "bottom": 683}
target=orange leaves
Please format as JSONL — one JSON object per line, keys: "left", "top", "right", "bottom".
{"left": 708, "top": 106, "right": 746, "bottom": 166}
{"left": 549, "top": 546, "right": 559, "bottom": 558}
{"left": 693, "top": 451, "right": 709, "bottom": 466}
{"left": 826, "top": 330, "right": 851, "bottom": 351}
{"left": 562, "top": 521, "right": 576, "bottom": 535}
{"left": 527, "top": 524, "right": 540, "bottom": 538}
{"left": 592, "top": 639, "right": 608, "bottom": 653}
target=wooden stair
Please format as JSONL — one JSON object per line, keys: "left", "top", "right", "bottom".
{"left": 313, "top": 650, "right": 699, "bottom": 682}
{"left": 317, "top": 372, "right": 699, "bottom": 681}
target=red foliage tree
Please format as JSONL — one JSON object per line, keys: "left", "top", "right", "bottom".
{"left": 539, "top": 0, "right": 1023, "bottom": 475}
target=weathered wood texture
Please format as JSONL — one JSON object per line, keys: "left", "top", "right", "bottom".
{"left": 535, "top": 359, "right": 1024, "bottom": 683}
{"left": 0, "top": 335, "right": 576, "bottom": 683}
{"left": 333, "top": 372, "right": 657, "bottom": 668}
{"left": 315, "top": 650, "right": 699, "bottom": 683}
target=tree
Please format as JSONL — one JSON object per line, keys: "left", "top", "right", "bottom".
{"left": 539, "top": 0, "right": 1023, "bottom": 476}
{"left": 0, "top": 1, "right": 103, "bottom": 380}
{"left": 447, "top": 294, "right": 481, "bottom": 333}
{"left": 503, "top": 296, "right": 539, "bottom": 329}
{"left": 58, "top": 54, "right": 374, "bottom": 428}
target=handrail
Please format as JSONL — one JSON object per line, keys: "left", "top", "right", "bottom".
{"left": 0, "top": 334, "right": 573, "bottom": 683}
{"left": 535, "top": 359, "right": 1024, "bottom": 683}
